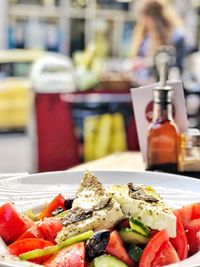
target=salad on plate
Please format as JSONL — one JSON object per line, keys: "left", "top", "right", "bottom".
{"left": 0, "top": 170, "right": 199, "bottom": 267}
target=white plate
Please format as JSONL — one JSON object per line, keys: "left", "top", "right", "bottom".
{"left": 0, "top": 170, "right": 199, "bottom": 267}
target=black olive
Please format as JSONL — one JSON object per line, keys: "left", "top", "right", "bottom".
{"left": 85, "top": 230, "right": 110, "bottom": 261}
{"left": 64, "top": 198, "right": 74, "bottom": 209}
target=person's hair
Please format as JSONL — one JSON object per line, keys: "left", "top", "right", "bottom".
{"left": 131, "top": 0, "right": 182, "bottom": 57}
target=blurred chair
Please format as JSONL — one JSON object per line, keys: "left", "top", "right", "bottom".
{"left": 34, "top": 93, "right": 80, "bottom": 172}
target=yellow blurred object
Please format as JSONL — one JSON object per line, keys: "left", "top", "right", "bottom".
{"left": 110, "top": 113, "right": 127, "bottom": 153}
{"left": 94, "top": 31, "right": 109, "bottom": 58}
{"left": 83, "top": 113, "right": 128, "bottom": 162}
{"left": 0, "top": 78, "right": 31, "bottom": 129}
{"left": 84, "top": 44, "right": 97, "bottom": 69}
{"left": 72, "top": 28, "right": 108, "bottom": 91}
{"left": 0, "top": 49, "right": 46, "bottom": 64}
{"left": 0, "top": 49, "right": 52, "bottom": 130}
{"left": 83, "top": 115, "right": 99, "bottom": 162}
{"left": 94, "top": 113, "right": 113, "bottom": 159}
{"left": 73, "top": 45, "right": 96, "bottom": 70}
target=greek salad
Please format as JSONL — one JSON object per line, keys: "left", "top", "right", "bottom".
{"left": 0, "top": 171, "right": 199, "bottom": 267}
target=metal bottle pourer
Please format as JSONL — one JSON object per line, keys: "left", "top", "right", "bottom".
{"left": 154, "top": 46, "right": 175, "bottom": 103}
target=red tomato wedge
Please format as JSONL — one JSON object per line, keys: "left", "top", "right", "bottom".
{"left": 151, "top": 241, "right": 180, "bottom": 267}
{"left": 106, "top": 230, "right": 135, "bottom": 267}
{"left": 175, "top": 202, "right": 200, "bottom": 228}
{"left": 17, "top": 224, "right": 43, "bottom": 241}
{"left": 43, "top": 242, "right": 85, "bottom": 267}
{"left": 186, "top": 218, "right": 200, "bottom": 256}
{"left": 139, "top": 230, "right": 180, "bottom": 267}
{"left": 170, "top": 211, "right": 188, "bottom": 260}
{"left": 0, "top": 202, "right": 33, "bottom": 244}
{"left": 174, "top": 202, "right": 200, "bottom": 257}
{"left": 39, "top": 193, "right": 66, "bottom": 220}
{"left": 37, "top": 217, "right": 63, "bottom": 243}
{"left": 18, "top": 217, "right": 62, "bottom": 243}
{"left": 8, "top": 238, "right": 53, "bottom": 264}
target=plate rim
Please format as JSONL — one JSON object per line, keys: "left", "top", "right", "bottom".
{"left": 1, "top": 169, "right": 200, "bottom": 183}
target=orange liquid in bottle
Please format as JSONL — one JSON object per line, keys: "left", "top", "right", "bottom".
{"left": 147, "top": 87, "right": 180, "bottom": 173}
{"left": 147, "top": 119, "right": 180, "bottom": 172}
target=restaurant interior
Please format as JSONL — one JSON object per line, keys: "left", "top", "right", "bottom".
{"left": 0, "top": 1, "right": 200, "bottom": 267}
{"left": 0, "top": 0, "right": 200, "bottom": 175}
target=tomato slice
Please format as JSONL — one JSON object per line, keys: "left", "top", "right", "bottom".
{"left": 37, "top": 217, "right": 63, "bottom": 243}
{"left": 175, "top": 202, "right": 200, "bottom": 228}
{"left": 106, "top": 230, "right": 135, "bottom": 267}
{"left": 17, "top": 224, "right": 43, "bottom": 240}
{"left": 151, "top": 241, "right": 180, "bottom": 267}
{"left": 170, "top": 211, "right": 188, "bottom": 260}
{"left": 0, "top": 202, "right": 33, "bottom": 244}
{"left": 191, "top": 203, "right": 200, "bottom": 220}
{"left": 8, "top": 238, "right": 53, "bottom": 264}
{"left": 186, "top": 218, "right": 200, "bottom": 256}
{"left": 43, "top": 242, "right": 85, "bottom": 267}
{"left": 139, "top": 230, "right": 180, "bottom": 267}
{"left": 18, "top": 217, "right": 62, "bottom": 243}
{"left": 39, "top": 193, "right": 66, "bottom": 220}
{"left": 175, "top": 203, "right": 200, "bottom": 257}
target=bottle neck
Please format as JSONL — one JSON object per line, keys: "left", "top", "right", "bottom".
{"left": 152, "top": 101, "right": 173, "bottom": 122}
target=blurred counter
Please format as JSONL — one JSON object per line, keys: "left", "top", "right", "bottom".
{"left": 69, "top": 151, "right": 145, "bottom": 171}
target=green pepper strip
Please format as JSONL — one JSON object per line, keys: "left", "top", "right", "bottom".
{"left": 55, "top": 210, "right": 69, "bottom": 218}
{"left": 19, "top": 230, "right": 94, "bottom": 261}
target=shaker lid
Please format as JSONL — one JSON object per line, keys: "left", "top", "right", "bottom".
{"left": 186, "top": 128, "right": 200, "bottom": 147}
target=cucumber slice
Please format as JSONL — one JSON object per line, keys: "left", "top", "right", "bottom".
{"left": 119, "top": 228, "right": 149, "bottom": 245}
{"left": 129, "top": 217, "right": 150, "bottom": 237}
{"left": 19, "top": 230, "right": 94, "bottom": 261}
{"left": 90, "top": 255, "right": 128, "bottom": 267}
{"left": 127, "top": 244, "right": 143, "bottom": 263}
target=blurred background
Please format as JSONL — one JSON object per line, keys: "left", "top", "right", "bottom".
{"left": 0, "top": 0, "right": 200, "bottom": 173}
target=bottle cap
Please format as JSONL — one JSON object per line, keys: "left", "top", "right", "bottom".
{"left": 186, "top": 129, "right": 200, "bottom": 147}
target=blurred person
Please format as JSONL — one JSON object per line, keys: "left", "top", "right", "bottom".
{"left": 131, "top": 0, "right": 187, "bottom": 80}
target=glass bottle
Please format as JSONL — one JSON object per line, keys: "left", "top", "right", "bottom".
{"left": 179, "top": 129, "right": 200, "bottom": 172}
{"left": 147, "top": 49, "right": 180, "bottom": 172}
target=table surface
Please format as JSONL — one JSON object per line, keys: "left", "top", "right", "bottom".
{"left": 69, "top": 152, "right": 200, "bottom": 179}
{"left": 69, "top": 151, "right": 145, "bottom": 171}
